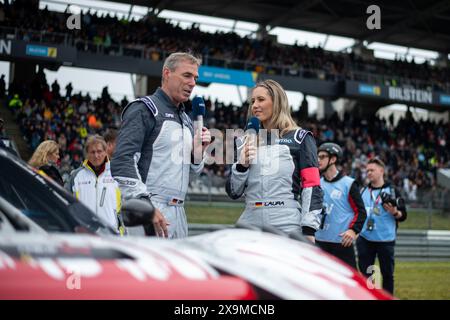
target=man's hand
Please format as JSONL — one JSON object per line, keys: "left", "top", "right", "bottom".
{"left": 152, "top": 208, "right": 169, "bottom": 238}
{"left": 305, "top": 235, "right": 316, "bottom": 244}
{"left": 339, "top": 229, "right": 356, "bottom": 247}
{"left": 383, "top": 203, "right": 401, "bottom": 218}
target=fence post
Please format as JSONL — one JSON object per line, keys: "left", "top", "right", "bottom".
{"left": 208, "top": 170, "right": 212, "bottom": 205}
{"left": 428, "top": 195, "right": 432, "bottom": 229}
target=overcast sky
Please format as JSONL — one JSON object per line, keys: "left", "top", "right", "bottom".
{"left": 0, "top": 0, "right": 442, "bottom": 113}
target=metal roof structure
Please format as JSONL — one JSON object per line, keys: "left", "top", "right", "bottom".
{"left": 103, "top": 0, "right": 450, "bottom": 53}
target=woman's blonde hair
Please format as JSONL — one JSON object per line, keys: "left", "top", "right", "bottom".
{"left": 28, "top": 140, "right": 59, "bottom": 168}
{"left": 247, "top": 79, "right": 299, "bottom": 136}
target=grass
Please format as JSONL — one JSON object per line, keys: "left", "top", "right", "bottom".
{"left": 394, "top": 261, "right": 450, "bottom": 300}
{"left": 186, "top": 203, "right": 450, "bottom": 230}
{"left": 400, "top": 211, "right": 450, "bottom": 230}
{"left": 186, "top": 203, "right": 243, "bottom": 224}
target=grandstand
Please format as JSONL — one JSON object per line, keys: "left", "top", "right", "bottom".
{"left": 0, "top": 0, "right": 449, "bottom": 213}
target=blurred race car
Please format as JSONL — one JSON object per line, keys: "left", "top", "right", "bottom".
{"left": 0, "top": 196, "right": 391, "bottom": 300}
{"left": 0, "top": 233, "right": 255, "bottom": 299}
{"left": 183, "top": 229, "right": 392, "bottom": 300}
{"left": 0, "top": 149, "right": 392, "bottom": 300}
{"left": 0, "top": 148, "right": 152, "bottom": 235}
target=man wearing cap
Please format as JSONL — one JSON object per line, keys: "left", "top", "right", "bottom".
{"left": 315, "top": 142, "right": 367, "bottom": 268}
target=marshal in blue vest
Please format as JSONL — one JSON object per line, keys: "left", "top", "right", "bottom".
{"left": 315, "top": 176, "right": 356, "bottom": 243}
{"left": 360, "top": 186, "right": 397, "bottom": 242}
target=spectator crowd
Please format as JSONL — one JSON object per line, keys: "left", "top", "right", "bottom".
{"left": 1, "top": 0, "right": 449, "bottom": 202}
{"left": 1, "top": 0, "right": 449, "bottom": 92}
{"left": 4, "top": 70, "right": 448, "bottom": 202}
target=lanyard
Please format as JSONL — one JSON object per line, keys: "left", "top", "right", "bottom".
{"left": 369, "top": 187, "right": 383, "bottom": 206}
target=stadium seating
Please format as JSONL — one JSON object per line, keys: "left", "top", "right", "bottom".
{"left": 0, "top": 2, "right": 449, "bottom": 91}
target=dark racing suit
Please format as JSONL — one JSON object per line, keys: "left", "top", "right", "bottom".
{"left": 226, "top": 129, "right": 323, "bottom": 236}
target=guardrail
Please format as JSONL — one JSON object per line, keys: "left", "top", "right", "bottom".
{"left": 188, "top": 224, "right": 450, "bottom": 261}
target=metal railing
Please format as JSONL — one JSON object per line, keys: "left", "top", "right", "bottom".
{"left": 188, "top": 224, "right": 450, "bottom": 261}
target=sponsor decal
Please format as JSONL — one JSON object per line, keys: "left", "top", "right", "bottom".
{"left": 388, "top": 86, "right": 432, "bottom": 104}
{"left": 276, "top": 138, "right": 293, "bottom": 144}
{"left": 26, "top": 44, "right": 58, "bottom": 58}
{"left": 439, "top": 94, "right": 450, "bottom": 106}
{"left": 358, "top": 84, "right": 381, "bottom": 96}
{"left": 330, "top": 189, "right": 343, "bottom": 200}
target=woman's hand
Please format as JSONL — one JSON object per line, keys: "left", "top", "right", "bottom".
{"left": 238, "top": 143, "right": 257, "bottom": 168}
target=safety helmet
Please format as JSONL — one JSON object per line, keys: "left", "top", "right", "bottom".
{"left": 318, "top": 142, "right": 343, "bottom": 160}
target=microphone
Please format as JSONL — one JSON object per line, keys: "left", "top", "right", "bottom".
{"left": 192, "top": 96, "right": 206, "bottom": 136}
{"left": 245, "top": 116, "right": 260, "bottom": 148}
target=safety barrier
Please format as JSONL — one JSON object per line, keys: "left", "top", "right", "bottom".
{"left": 188, "top": 224, "right": 450, "bottom": 261}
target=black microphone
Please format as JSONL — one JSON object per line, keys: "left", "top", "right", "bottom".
{"left": 192, "top": 96, "right": 206, "bottom": 136}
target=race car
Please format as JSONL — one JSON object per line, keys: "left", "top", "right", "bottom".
{"left": 0, "top": 148, "right": 392, "bottom": 300}
{"left": 0, "top": 148, "right": 152, "bottom": 235}
{"left": 0, "top": 195, "right": 392, "bottom": 300}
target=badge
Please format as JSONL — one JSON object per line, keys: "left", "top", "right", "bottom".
{"left": 372, "top": 206, "right": 380, "bottom": 215}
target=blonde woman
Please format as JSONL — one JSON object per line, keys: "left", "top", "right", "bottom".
{"left": 29, "top": 140, "right": 64, "bottom": 186}
{"left": 226, "top": 79, "right": 323, "bottom": 242}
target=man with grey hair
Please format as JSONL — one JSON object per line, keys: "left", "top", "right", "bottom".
{"left": 111, "top": 52, "right": 211, "bottom": 238}
{"left": 68, "top": 134, "right": 124, "bottom": 235}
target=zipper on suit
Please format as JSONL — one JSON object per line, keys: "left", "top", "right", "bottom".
{"left": 95, "top": 178, "right": 98, "bottom": 215}
{"left": 179, "top": 109, "right": 184, "bottom": 194}
{"left": 100, "top": 187, "right": 107, "bottom": 207}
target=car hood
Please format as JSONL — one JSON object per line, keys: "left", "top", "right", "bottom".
{"left": 176, "top": 229, "right": 393, "bottom": 300}
{"left": 0, "top": 232, "right": 255, "bottom": 300}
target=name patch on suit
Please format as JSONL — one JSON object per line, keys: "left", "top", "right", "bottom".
{"left": 255, "top": 201, "right": 285, "bottom": 207}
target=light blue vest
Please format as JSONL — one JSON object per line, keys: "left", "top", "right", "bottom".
{"left": 360, "top": 186, "right": 397, "bottom": 242}
{"left": 315, "top": 175, "right": 356, "bottom": 243}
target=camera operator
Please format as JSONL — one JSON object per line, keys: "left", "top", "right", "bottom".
{"left": 356, "top": 158, "right": 407, "bottom": 294}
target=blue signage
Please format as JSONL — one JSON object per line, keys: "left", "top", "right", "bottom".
{"left": 26, "top": 44, "right": 57, "bottom": 58}
{"left": 440, "top": 94, "right": 450, "bottom": 105}
{"left": 358, "top": 84, "right": 381, "bottom": 96}
{"left": 198, "top": 66, "right": 257, "bottom": 87}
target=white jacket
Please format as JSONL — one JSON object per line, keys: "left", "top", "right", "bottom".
{"left": 68, "top": 160, "right": 122, "bottom": 232}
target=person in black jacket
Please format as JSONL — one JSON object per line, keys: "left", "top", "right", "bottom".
{"left": 315, "top": 142, "right": 367, "bottom": 269}
{"left": 357, "top": 158, "right": 407, "bottom": 294}
{"left": 28, "top": 140, "right": 64, "bottom": 186}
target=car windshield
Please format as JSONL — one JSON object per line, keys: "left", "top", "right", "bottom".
{"left": 0, "top": 149, "right": 116, "bottom": 235}
{"left": 33, "top": 170, "right": 118, "bottom": 235}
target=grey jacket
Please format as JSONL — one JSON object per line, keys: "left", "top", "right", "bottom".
{"left": 111, "top": 88, "right": 204, "bottom": 201}
{"left": 226, "top": 129, "right": 323, "bottom": 235}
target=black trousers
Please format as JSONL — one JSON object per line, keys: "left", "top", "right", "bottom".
{"left": 356, "top": 236, "right": 395, "bottom": 294}
{"left": 316, "top": 240, "right": 357, "bottom": 269}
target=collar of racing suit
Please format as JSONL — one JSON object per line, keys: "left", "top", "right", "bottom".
{"left": 85, "top": 159, "right": 107, "bottom": 177}
{"left": 155, "top": 87, "right": 186, "bottom": 113}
